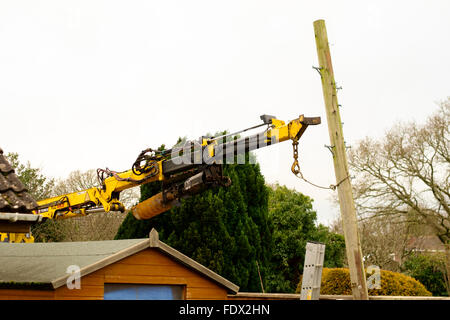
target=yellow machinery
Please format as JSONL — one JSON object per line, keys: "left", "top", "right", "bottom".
{"left": 1, "top": 114, "right": 320, "bottom": 243}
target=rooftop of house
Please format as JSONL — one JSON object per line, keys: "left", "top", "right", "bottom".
{"left": 407, "top": 235, "right": 445, "bottom": 252}
{"left": 0, "top": 147, "right": 38, "bottom": 213}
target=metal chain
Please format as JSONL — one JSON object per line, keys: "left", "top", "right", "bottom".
{"left": 291, "top": 138, "right": 348, "bottom": 191}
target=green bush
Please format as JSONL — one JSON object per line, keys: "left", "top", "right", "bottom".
{"left": 402, "top": 254, "right": 449, "bottom": 296}
{"left": 296, "top": 268, "right": 432, "bottom": 296}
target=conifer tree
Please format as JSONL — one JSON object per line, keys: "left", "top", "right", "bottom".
{"left": 115, "top": 152, "right": 271, "bottom": 292}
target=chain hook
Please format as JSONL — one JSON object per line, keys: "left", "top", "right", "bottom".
{"left": 291, "top": 138, "right": 300, "bottom": 175}
{"left": 290, "top": 137, "right": 344, "bottom": 191}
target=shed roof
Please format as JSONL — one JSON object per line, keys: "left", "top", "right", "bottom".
{"left": 0, "top": 229, "right": 239, "bottom": 293}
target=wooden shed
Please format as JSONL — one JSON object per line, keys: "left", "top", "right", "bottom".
{"left": 0, "top": 229, "right": 239, "bottom": 300}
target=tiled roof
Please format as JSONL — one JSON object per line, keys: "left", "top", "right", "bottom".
{"left": 0, "top": 148, "right": 38, "bottom": 213}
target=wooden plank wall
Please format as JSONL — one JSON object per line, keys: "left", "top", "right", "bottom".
{"left": 0, "top": 248, "right": 228, "bottom": 300}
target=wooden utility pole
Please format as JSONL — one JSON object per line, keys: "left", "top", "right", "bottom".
{"left": 313, "top": 19, "right": 368, "bottom": 300}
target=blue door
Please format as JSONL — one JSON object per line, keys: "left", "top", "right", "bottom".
{"left": 104, "top": 283, "right": 184, "bottom": 300}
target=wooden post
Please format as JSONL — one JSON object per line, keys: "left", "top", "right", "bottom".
{"left": 313, "top": 19, "right": 368, "bottom": 300}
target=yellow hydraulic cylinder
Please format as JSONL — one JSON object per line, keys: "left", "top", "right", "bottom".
{"left": 132, "top": 192, "right": 178, "bottom": 220}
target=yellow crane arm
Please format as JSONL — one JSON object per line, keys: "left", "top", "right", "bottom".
{"left": 34, "top": 114, "right": 320, "bottom": 221}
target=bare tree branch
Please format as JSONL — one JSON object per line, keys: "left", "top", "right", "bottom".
{"left": 347, "top": 98, "right": 450, "bottom": 294}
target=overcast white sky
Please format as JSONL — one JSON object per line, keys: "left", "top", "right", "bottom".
{"left": 1, "top": 0, "right": 449, "bottom": 225}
